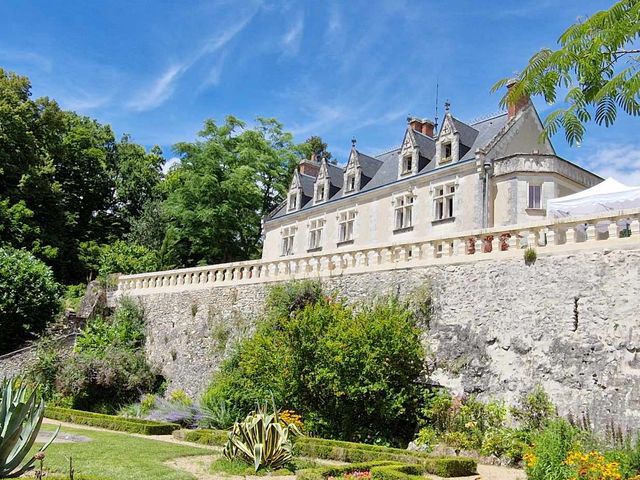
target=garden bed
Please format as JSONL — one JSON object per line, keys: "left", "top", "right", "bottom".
{"left": 174, "top": 429, "right": 477, "bottom": 478}
{"left": 45, "top": 406, "right": 180, "bottom": 435}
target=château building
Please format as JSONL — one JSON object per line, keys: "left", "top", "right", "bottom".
{"left": 262, "top": 86, "right": 601, "bottom": 260}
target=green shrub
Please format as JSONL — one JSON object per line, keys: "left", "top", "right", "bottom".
{"left": 297, "top": 461, "right": 396, "bottom": 480}
{"left": 173, "top": 428, "right": 229, "bottom": 446}
{"left": 204, "top": 284, "right": 425, "bottom": 444}
{"left": 54, "top": 348, "right": 160, "bottom": 412}
{"left": 199, "top": 394, "right": 238, "bottom": 429}
{"left": 524, "top": 247, "right": 537, "bottom": 266}
{"left": 44, "top": 406, "right": 179, "bottom": 435}
{"left": 0, "top": 247, "right": 61, "bottom": 354}
{"left": 414, "top": 426, "right": 437, "bottom": 453}
{"left": 418, "top": 389, "right": 507, "bottom": 452}
{"left": 370, "top": 464, "right": 424, "bottom": 480}
{"left": 75, "top": 296, "right": 145, "bottom": 354}
{"left": 512, "top": 384, "right": 556, "bottom": 432}
{"left": 424, "top": 456, "right": 477, "bottom": 477}
{"left": 63, "top": 283, "right": 86, "bottom": 312}
{"left": 297, "top": 457, "right": 475, "bottom": 480}
{"left": 480, "top": 427, "right": 527, "bottom": 463}
{"left": 525, "top": 418, "right": 579, "bottom": 480}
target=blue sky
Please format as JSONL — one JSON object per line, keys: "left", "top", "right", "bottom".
{"left": 1, "top": 0, "right": 638, "bottom": 182}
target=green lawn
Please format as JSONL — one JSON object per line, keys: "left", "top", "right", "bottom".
{"left": 29, "top": 424, "right": 211, "bottom": 480}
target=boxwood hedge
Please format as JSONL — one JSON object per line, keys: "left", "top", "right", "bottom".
{"left": 178, "top": 429, "right": 477, "bottom": 478}
{"left": 173, "top": 428, "right": 229, "bottom": 445}
{"left": 44, "top": 406, "right": 179, "bottom": 435}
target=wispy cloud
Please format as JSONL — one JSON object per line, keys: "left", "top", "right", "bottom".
{"left": 127, "top": 64, "right": 183, "bottom": 112}
{"left": 578, "top": 143, "right": 640, "bottom": 185}
{"left": 281, "top": 13, "right": 304, "bottom": 56}
{"left": 127, "top": 5, "right": 261, "bottom": 111}
{"left": 0, "top": 49, "right": 53, "bottom": 72}
{"left": 201, "top": 51, "right": 228, "bottom": 89}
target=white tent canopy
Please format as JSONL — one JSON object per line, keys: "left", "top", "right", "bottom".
{"left": 547, "top": 177, "right": 640, "bottom": 219}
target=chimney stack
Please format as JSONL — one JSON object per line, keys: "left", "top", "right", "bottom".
{"left": 506, "top": 79, "right": 530, "bottom": 120}
{"left": 408, "top": 117, "right": 435, "bottom": 137}
{"left": 298, "top": 152, "right": 321, "bottom": 178}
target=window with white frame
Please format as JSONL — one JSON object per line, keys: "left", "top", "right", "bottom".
{"left": 434, "top": 183, "right": 455, "bottom": 220}
{"left": 281, "top": 226, "right": 296, "bottom": 256}
{"left": 401, "top": 155, "right": 412, "bottom": 174}
{"left": 288, "top": 192, "right": 298, "bottom": 211}
{"left": 338, "top": 210, "right": 356, "bottom": 243}
{"left": 528, "top": 184, "right": 542, "bottom": 209}
{"left": 308, "top": 218, "right": 324, "bottom": 250}
{"left": 394, "top": 194, "right": 414, "bottom": 230}
{"left": 315, "top": 183, "right": 326, "bottom": 202}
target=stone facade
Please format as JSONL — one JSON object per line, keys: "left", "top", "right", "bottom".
{"left": 131, "top": 246, "right": 640, "bottom": 433}
{"left": 262, "top": 102, "right": 601, "bottom": 262}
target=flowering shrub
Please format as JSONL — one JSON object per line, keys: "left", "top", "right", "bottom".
{"left": 565, "top": 450, "right": 623, "bottom": 480}
{"left": 328, "top": 470, "right": 372, "bottom": 480}
{"left": 280, "top": 410, "right": 304, "bottom": 431}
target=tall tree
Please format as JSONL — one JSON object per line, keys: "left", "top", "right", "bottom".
{"left": 115, "top": 135, "right": 164, "bottom": 225}
{"left": 297, "top": 135, "right": 333, "bottom": 162}
{"left": 162, "top": 116, "right": 297, "bottom": 267}
{"left": 493, "top": 0, "right": 640, "bottom": 145}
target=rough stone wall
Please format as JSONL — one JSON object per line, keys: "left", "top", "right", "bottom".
{"left": 131, "top": 248, "right": 640, "bottom": 432}
{"left": 0, "top": 335, "right": 76, "bottom": 380}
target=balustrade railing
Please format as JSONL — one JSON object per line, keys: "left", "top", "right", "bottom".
{"left": 117, "top": 208, "right": 640, "bottom": 292}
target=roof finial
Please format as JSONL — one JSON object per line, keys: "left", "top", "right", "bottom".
{"left": 434, "top": 79, "right": 439, "bottom": 132}
{"left": 444, "top": 99, "right": 450, "bottom": 112}
{"left": 351, "top": 137, "right": 357, "bottom": 148}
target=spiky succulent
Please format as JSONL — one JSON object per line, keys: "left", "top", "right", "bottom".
{"left": 223, "top": 404, "right": 301, "bottom": 472}
{"left": 0, "top": 377, "right": 58, "bottom": 478}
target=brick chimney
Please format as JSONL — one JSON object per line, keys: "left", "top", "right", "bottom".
{"left": 298, "top": 153, "right": 321, "bottom": 178}
{"left": 506, "top": 79, "right": 530, "bottom": 120}
{"left": 408, "top": 117, "right": 435, "bottom": 137}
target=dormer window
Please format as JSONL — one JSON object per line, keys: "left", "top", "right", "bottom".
{"left": 346, "top": 174, "right": 356, "bottom": 192}
{"left": 442, "top": 142, "right": 452, "bottom": 162}
{"left": 315, "top": 183, "right": 325, "bottom": 202}
{"left": 287, "top": 192, "right": 298, "bottom": 211}
{"left": 401, "top": 156, "right": 412, "bottom": 175}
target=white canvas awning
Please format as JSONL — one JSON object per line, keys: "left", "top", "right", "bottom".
{"left": 547, "top": 177, "right": 640, "bottom": 219}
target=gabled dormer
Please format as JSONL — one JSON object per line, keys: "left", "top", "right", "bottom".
{"left": 436, "top": 112, "right": 459, "bottom": 166}
{"left": 398, "top": 128, "right": 419, "bottom": 178}
{"left": 342, "top": 138, "right": 383, "bottom": 196}
{"left": 436, "top": 104, "right": 479, "bottom": 166}
{"left": 343, "top": 139, "right": 362, "bottom": 195}
{"left": 314, "top": 157, "right": 331, "bottom": 204}
{"left": 287, "top": 170, "right": 303, "bottom": 212}
{"left": 399, "top": 117, "right": 436, "bottom": 179}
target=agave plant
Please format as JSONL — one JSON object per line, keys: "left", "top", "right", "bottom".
{"left": 0, "top": 377, "right": 58, "bottom": 478}
{"left": 223, "top": 404, "right": 301, "bottom": 472}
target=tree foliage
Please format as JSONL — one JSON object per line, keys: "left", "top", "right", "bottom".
{"left": 0, "top": 247, "right": 61, "bottom": 354}
{"left": 204, "top": 282, "right": 426, "bottom": 445}
{"left": 162, "top": 116, "right": 298, "bottom": 266}
{"left": 0, "top": 68, "right": 165, "bottom": 283}
{"left": 493, "top": 0, "right": 640, "bottom": 145}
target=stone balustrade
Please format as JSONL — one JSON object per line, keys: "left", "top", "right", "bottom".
{"left": 117, "top": 208, "right": 640, "bottom": 293}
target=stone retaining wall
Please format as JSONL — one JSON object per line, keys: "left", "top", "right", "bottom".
{"left": 115, "top": 248, "right": 640, "bottom": 431}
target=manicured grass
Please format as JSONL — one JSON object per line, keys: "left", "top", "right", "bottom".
{"left": 30, "top": 424, "right": 211, "bottom": 480}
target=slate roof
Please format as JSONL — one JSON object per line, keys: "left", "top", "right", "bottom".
{"left": 266, "top": 112, "right": 509, "bottom": 222}
{"left": 299, "top": 173, "right": 315, "bottom": 198}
